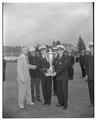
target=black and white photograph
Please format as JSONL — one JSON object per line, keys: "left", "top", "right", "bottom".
{"left": 2, "top": 1, "right": 94, "bottom": 118}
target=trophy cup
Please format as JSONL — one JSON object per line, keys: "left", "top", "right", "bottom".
{"left": 46, "top": 48, "right": 55, "bottom": 76}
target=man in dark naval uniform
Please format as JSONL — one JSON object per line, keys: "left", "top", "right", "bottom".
{"left": 79, "top": 50, "right": 86, "bottom": 77}
{"left": 68, "top": 50, "right": 74, "bottom": 80}
{"left": 53, "top": 45, "right": 69, "bottom": 109}
{"left": 85, "top": 43, "right": 94, "bottom": 107}
{"left": 38, "top": 46, "right": 52, "bottom": 105}
{"left": 28, "top": 47, "right": 41, "bottom": 103}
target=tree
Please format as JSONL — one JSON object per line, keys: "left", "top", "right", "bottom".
{"left": 77, "top": 36, "right": 86, "bottom": 53}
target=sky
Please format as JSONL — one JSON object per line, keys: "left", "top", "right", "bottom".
{"left": 3, "top": 2, "right": 93, "bottom": 48}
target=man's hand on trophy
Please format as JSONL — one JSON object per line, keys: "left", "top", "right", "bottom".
{"left": 45, "top": 73, "right": 49, "bottom": 77}
{"left": 45, "top": 72, "right": 56, "bottom": 77}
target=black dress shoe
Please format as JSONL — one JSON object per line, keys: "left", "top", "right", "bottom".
{"left": 36, "top": 99, "right": 42, "bottom": 102}
{"left": 61, "top": 103, "right": 64, "bottom": 106}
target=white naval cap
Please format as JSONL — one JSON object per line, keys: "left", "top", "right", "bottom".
{"left": 29, "top": 47, "right": 35, "bottom": 52}
{"left": 57, "top": 45, "right": 65, "bottom": 50}
{"left": 39, "top": 45, "right": 47, "bottom": 51}
{"left": 89, "top": 42, "right": 93, "bottom": 48}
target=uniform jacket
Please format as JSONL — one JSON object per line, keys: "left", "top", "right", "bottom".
{"left": 28, "top": 54, "right": 40, "bottom": 78}
{"left": 85, "top": 54, "right": 94, "bottom": 81}
{"left": 38, "top": 55, "right": 50, "bottom": 78}
{"left": 53, "top": 54, "right": 69, "bottom": 81}
{"left": 17, "top": 53, "right": 30, "bottom": 83}
{"left": 79, "top": 55, "right": 86, "bottom": 66}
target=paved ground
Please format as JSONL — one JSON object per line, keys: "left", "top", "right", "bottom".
{"left": 3, "top": 62, "right": 94, "bottom": 118}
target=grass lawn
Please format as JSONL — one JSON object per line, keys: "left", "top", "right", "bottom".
{"left": 3, "top": 62, "right": 94, "bottom": 118}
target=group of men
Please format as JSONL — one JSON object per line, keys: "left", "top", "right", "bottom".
{"left": 17, "top": 42, "right": 94, "bottom": 110}
{"left": 17, "top": 44, "right": 74, "bottom": 109}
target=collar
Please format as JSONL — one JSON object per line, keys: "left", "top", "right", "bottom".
{"left": 59, "top": 54, "right": 63, "bottom": 58}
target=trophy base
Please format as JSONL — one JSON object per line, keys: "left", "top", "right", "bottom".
{"left": 46, "top": 69, "right": 55, "bottom": 76}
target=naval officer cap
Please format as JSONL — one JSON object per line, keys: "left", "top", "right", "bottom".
{"left": 29, "top": 47, "right": 35, "bottom": 52}
{"left": 89, "top": 42, "right": 93, "bottom": 48}
{"left": 39, "top": 45, "right": 47, "bottom": 51}
{"left": 57, "top": 45, "right": 65, "bottom": 50}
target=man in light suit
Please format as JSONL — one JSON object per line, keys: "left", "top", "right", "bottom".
{"left": 17, "top": 46, "right": 37, "bottom": 109}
